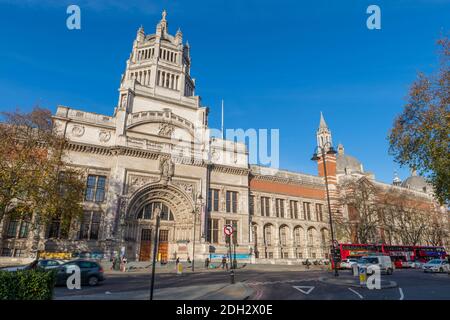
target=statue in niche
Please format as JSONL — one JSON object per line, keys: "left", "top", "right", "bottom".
{"left": 159, "top": 157, "right": 174, "bottom": 182}
{"left": 120, "top": 94, "right": 128, "bottom": 110}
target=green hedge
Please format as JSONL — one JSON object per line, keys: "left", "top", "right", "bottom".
{"left": 0, "top": 269, "right": 57, "bottom": 300}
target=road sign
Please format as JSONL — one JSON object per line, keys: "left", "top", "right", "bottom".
{"left": 293, "top": 286, "right": 315, "bottom": 295}
{"left": 224, "top": 225, "right": 234, "bottom": 236}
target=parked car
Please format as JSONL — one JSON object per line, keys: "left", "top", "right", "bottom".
{"left": 340, "top": 258, "right": 359, "bottom": 270}
{"left": 0, "top": 260, "right": 41, "bottom": 272}
{"left": 394, "top": 259, "right": 403, "bottom": 269}
{"left": 55, "top": 259, "right": 105, "bottom": 287}
{"left": 37, "top": 259, "right": 64, "bottom": 270}
{"left": 0, "top": 259, "right": 67, "bottom": 272}
{"left": 422, "top": 259, "right": 449, "bottom": 273}
{"left": 357, "top": 255, "right": 394, "bottom": 275}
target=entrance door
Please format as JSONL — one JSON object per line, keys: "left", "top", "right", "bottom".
{"left": 158, "top": 230, "right": 169, "bottom": 262}
{"left": 139, "top": 229, "right": 152, "bottom": 261}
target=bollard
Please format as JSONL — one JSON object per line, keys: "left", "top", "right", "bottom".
{"left": 352, "top": 264, "right": 358, "bottom": 277}
{"left": 177, "top": 263, "right": 183, "bottom": 275}
{"left": 359, "top": 267, "right": 367, "bottom": 287}
{"left": 230, "top": 270, "right": 235, "bottom": 284}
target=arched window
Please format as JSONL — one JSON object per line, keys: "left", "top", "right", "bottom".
{"left": 264, "top": 225, "right": 272, "bottom": 246}
{"left": 138, "top": 202, "right": 174, "bottom": 221}
{"left": 280, "top": 226, "right": 288, "bottom": 246}
{"left": 294, "top": 227, "right": 302, "bottom": 246}
{"left": 321, "top": 228, "right": 328, "bottom": 247}
{"left": 307, "top": 228, "right": 315, "bottom": 247}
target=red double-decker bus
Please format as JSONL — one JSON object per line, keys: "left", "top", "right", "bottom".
{"left": 339, "top": 243, "right": 382, "bottom": 260}
{"left": 334, "top": 243, "right": 447, "bottom": 269}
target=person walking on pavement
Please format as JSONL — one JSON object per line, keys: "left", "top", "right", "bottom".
{"left": 111, "top": 256, "right": 117, "bottom": 271}
{"left": 305, "top": 258, "right": 310, "bottom": 270}
{"left": 176, "top": 257, "right": 180, "bottom": 271}
{"left": 205, "top": 257, "right": 210, "bottom": 269}
{"left": 221, "top": 256, "right": 227, "bottom": 269}
{"left": 121, "top": 256, "right": 128, "bottom": 272}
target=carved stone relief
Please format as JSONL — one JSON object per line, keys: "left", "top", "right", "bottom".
{"left": 72, "top": 125, "right": 85, "bottom": 137}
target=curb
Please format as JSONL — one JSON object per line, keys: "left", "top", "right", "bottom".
{"left": 318, "top": 276, "right": 398, "bottom": 289}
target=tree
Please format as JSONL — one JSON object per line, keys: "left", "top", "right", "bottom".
{"left": 423, "top": 207, "right": 449, "bottom": 246}
{"left": 0, "top": 107, "right": 85, "bottom": 239}
{"left": 335, "top": 178, "right": 382, "bottom": 244}
{"left": 389, "top": 37, "right": 450, "bottom": 205}
{"left": 380, "top": 187, "right": 429, "bottom": 246}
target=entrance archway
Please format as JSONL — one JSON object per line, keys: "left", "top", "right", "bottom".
{"left": 124, "top": 183, "right": 195, "bottom": 262}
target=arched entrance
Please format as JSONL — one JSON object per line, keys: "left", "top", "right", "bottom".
{"left": 124, "top": 183, "right": 195, "bottom": 262}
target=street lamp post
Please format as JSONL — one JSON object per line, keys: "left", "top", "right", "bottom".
{"left": 150, "top": 208, "right": 161, "bottom": 300}
{"left": 311, "top": 142, "right": 339, "bottom": 277}
{"left": 192, "top": 194, "right": 203, "bottom": 272}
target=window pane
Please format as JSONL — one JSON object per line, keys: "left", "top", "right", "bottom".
{"left": 214, "top": 190, "right": 219, "bottom": 211}
{"left": 85, "top": 188, "right": 94, "bottom": 201}
{"left": 48, "top": 219, "right": 60, "bottom": 238}
{"left": 95, "top": 189, "right": 105, "bottom": 202}
{"left": 232, "top": 192, "right": 237, "bottom": 213}
{"left": 6, "top": 220, "right": 18, "bottom": 238}
{"left": 19, "top": 221, "right": 30, "bottom": 238}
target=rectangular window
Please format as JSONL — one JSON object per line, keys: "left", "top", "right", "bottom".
{"left": 14, "top": 249, "right": 25, "bottom": 257}
{"left": 208, "top": 189, "right": 220, "bottom": 212}
{"left": 261, "top": 197, "right": 270, "bottom": 217}
{"left": 80, "top": 211, "right": 101, "bottom": 240}
{"left": 6, "top": 220, "right": 18, "bottom": 238}
{"left": 48, "top": 216, "right": 69, "bottom": 239}
{"left": 290, "top": 201, "right": 299, "bottom": 219}
{"left": 276, "top": 199, "right": 285, "bottom": 218}
{"left": 1, "top": 248, "right": 12, "bottom": 257}
{"left": 226, "top": 191, "right": 238, "bottom": 213}
{"left": 225, "top": 220, "right": 238, "bottom": 244}
{"left": 159, "top": 230, "right": 169, "bottom": 242}
{"left": 85, "top": 175, "right": 106, "bottom": 203}
{"left": 18, "top": 220, "right": 30, "bottom": 239}
{"left": 315, "top": 204, "right": 323, "bottom": 222}
{"left": 249, "top": 195, "right": 255, "bottom": 216}
{"left": 208, "top": 219, "right": 219, "bottom": 244}
{"left": 303, "top": 202, "right": 311, "bottom": 220}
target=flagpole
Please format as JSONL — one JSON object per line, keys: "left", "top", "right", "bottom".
{"left": 221, "top": 99, "right": 224, "bottom": 140}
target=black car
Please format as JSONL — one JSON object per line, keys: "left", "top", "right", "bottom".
{"left": 55, "top": 260, "right": 105, "bottom": 287}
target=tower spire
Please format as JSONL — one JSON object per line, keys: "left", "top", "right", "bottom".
{"left": 319, "top": 111, "right": 328, "bottom": 129}
{"left": 316, "top": 112, "right": 332, "bottom": 150}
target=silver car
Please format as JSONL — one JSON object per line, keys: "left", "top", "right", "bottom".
{"left": 422, "top": 259, "right": 449, "bottom": 273}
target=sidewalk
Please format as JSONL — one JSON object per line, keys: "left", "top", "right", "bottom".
{"left": 101, "top": 260, "right": 328, "bottom": 274}
{"left": 54, "top": 282, "right": 254, "bottom": 300}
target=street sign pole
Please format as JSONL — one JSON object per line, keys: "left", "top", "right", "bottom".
{"left": 150, "top": 214, "right": 160, "bottom": 301}
{"left": 224, "top": 224, "right": 235, "bottom": 284}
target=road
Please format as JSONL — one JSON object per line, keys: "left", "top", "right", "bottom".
{"left": 54, "top": 267, "right": 450, "bottom": 300}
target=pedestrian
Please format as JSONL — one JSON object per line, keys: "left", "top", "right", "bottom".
{"left": 306, "top": 258, "right": 310, "bottom": 270}
{"left": 111, "top": 256, "right": 117, "bottom": 271}
{"left": 221, "top": 256, "right": 227, "bottom": 269}
{"left": 176, "top": 257, "right": 180, "bottom": 270}
{"left": 205, "top": 257, "right": 210, "bottom": 269}
{"left": 121, "top": 256, "right": 128, "bottom": 272}
{"left": 187, "top": 256, "right": 191, "bottom": 264}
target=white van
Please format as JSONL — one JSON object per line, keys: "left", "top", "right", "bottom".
{"left": 358, "top": 255, "right": 394, "bottom": 275}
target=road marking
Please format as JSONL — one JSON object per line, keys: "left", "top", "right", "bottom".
{"left": 293, "top": 286, "right": 315, "bottom": 295}
{"left": 246, "top": 278, "right": 319, "bottom": 286}
{"left": 399, "top": 288, "right": 404, "bottom": 300}
{"left": 348, "top": 288, "right": 363, "bottom": 299}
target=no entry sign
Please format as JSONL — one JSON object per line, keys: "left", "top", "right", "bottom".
{"left": 224, "top": 225, "right": 234, "bottom": 236}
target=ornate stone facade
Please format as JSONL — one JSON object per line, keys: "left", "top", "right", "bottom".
{"left": 0, "top": 11, "right": 446, "bottom": 264}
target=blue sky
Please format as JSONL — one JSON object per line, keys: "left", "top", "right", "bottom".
{"left": 0, "top": 0, "right": 448, "bottom": 183}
